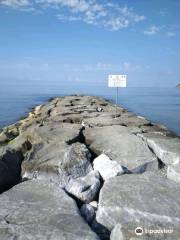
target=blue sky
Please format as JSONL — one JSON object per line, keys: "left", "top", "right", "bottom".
{"left": 0, "top": 0, "right": 180, "bottom": 87}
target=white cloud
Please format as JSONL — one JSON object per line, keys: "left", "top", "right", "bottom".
{"left": 55, "top": 2, "right": 146, "bottom": 30}
{"left": 63, "top": 61, "right": 143, "bottom": 73}
{"left": 144, "top": 26, "right": 159, "bottom": 35}
{"left": 104, "top": 18, "right": 129, "bottom": 31}
{"left": 36, "top": 0, "right": 101, "bottom": 13}
{"left": 143, "top": 24, "right": 178, "bottom": 38}
{"left": 0, "top": 0, "right": 146, "bottom": 31}
{"left": 0, "top": 0, "right": 30, "bottom": 8}
{"left": 167, "top": 31, "right": 176, "bottom": 37}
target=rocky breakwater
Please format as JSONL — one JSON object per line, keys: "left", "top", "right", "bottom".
{"left": 0, "top": 95, "right": 180, "bottom": 240}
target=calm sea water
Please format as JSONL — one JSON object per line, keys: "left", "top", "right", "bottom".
{"left": 0, "top": 81, "right": 180, "bottom": 136}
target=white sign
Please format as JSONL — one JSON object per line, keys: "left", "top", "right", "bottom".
{"left": 108, "top": 75, "right": 127, "bottom": 87}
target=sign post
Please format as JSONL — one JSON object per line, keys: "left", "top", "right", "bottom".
{"left": 108, "top": 75, "right": 127, "bottom": 118}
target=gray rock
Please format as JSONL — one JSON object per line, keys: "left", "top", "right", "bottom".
{"left": 80, "top": 204, "right": 96, "bottom": 224}
{"left": 84, "top": 126, "right": 158, "bottom": 173}
{"left": 83, "top": 114, "right": 121, "bottom": 127}
{"left": 58, "top": 142, "right": 92, "bottom": 186}
{"left": 22, "top": 141, "right": 92, "bottom": 187}
{"left": 96, "top": 172, "right": 180, "bottom": 239}
{"left": 89, "top": 201, "right": 98, "bottom": 210}
{"left": 126, "top": 126, "right": 142, "bottom": 134}
{"left": 12, "top": 122, "right": 86, "bottom": 179}
{"left": 83, "top": 111, "right": 149, "bottom": 128}
{"left": 93, "top": 154, "right": 125, "bottom": 180}
{"left": 21, "top": 141, "right": 69, "bottom": 183}
{"left": 110, "top": 224, "right": 124, "bottom": 240}
{"left": 22, "top": 170, "right": 60, "bottom": 183}
{"left": 0, "top": 125, "right": 19, "bottom": 145}
{"left": 0, "top": 131, "right": 9, "bottom": 145}
{"left": 140, "top": 133, "right": 180, "bottom": 165}
{"left": 140, "top": 124, "right": 171, "bottom": 135}
{"left": 0, "top": 180, "right": 99, "bottom": 240}
{"left": 167, "top": 164, "right": 180, "bottom": 183}
{"left": 118, "top": 113, "right": 150, "bottom": 127}
{"left": 65, "top": 170, "right": 101, "bottom": 203}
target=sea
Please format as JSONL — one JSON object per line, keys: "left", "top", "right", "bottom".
{"left": 0, "top": 81, "right": 180, "bottom": 136}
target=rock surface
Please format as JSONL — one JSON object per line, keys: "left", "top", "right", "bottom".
{"left": 0, "top": 180, "right": 99, "bottom": 240}
{"left": 65, "top": 170, "right": 101, "bottom": 203}
{"left": 110, "top": 224, "right": 124, "bottom": 240}
{"left": 89, "top": 201, "right": 98, "bottom": 210}
{"left": 96, "top": 172, "right": 180, "bottom": 239}
{"left": 167, "top": 164, "right": 180, "bottom": 183}
{"left": 93, "top": 154, "right": 125, "bottom": 180}
{"left": 0, "top": 95, "right": 180, "bottom": 240}
{"left": 85, "top": 126, "right": 158, "bottom": 173}
{"left": 22, "top": 140, "right": 92, "bottom": 186}
{"left": 58, "top": 142, "right": 92, "bottom": 186}
{"left": 140, "top": 133, "right": 180, "bottom": 165}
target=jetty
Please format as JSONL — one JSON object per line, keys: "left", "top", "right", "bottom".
{"left": 0, "top": 95, "right": 180, "bottom": 239}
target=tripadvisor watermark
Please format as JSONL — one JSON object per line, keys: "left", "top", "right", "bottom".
{"left": 135, "top": 227, "right": 143, "bottom": 236}
{"left": 135, "top": 227, "right": 173, "bottom": 236}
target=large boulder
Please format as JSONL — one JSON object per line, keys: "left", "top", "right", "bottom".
{"left": 140, "top": 123, "right": 171, "bottom": 135}
{"left": 0, "top": 125, "right": 19, "bottom": 145}
{"left": 22, "top": 141, "right": 92, "bottom": 187}
{"left": 65, "top": 170, "right": 101, "bottom": 203}
{"left": 12, "top": 122, "right": 85, "bottom": 175}
{"left": 167, "top": 164, "right": 180, "bottom": 183}
{"left": 0, "top": 180, "right": 99, "bottom": 240}
{"left": 22, "top": 122, "right": 83, "bottom": 145}
{"left": 139, "top": 133, "right": 180, "bottom": 165}
{"left": 84, "top": 126, "right": 158, "bottom": 173}
{"left": 96, "top": 172, "right": 180, "bottom": 239}
{"left": 93, "top": 154, "right": 125, "bottom": 180}
{"left": 83, "top": 113, "right": 122, "bottom": 127}
{"left": 21, "top": 141, "right": 69, "bottom": 182}
{"left": 84, "top": 111, "right": 149, "bottom": 128}
{"left": 118, "top": 113, "right": 150, "bottom": 127}
{"left": 60, "top": 142, "right": 92, "bottom": 179}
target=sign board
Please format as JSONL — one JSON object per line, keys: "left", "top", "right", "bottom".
{"left": 108, "top": 75, "right": 127, "bottom": 88}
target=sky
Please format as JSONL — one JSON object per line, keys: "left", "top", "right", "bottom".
{"left": 0, "top": 0, "right": 180, "bottom": 88}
